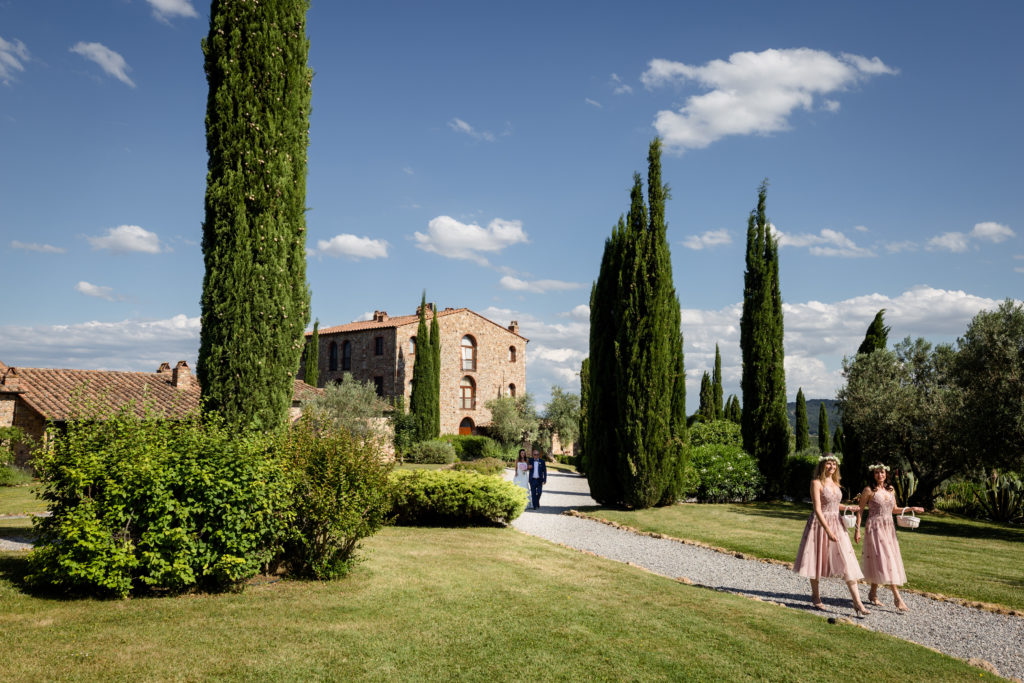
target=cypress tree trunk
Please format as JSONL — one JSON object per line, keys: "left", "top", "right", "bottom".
{"left": 302, "top": 319, "right": 319, "bottom": 387}
{"left": 795, "top": 388, "right": 809, "bottom": 451}
{"left": 818, "top": 402, "right": 831, "bottom": 453}
{"left": 198, "top": 0, "right": 311, "bottom": 431}
{"left": 410, "top": 294, "right": 432, "bottom": 441}
{"left": 713, "top": 344, "right": 723, "bottom": 419}
{"left": 429, "top": 303, "right": 441, "bottom": 437}
{"left": 740, "top": 181, "right": 790, "bottom": 494}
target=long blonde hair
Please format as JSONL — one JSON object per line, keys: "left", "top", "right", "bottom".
{"left": 813, "top": 455, "right": 842, "bottom": 486}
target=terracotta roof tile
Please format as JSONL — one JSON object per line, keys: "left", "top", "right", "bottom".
{"left": 312, "top": 307, "right": 528, "bottom": 341}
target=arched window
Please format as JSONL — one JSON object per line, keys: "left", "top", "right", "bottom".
{"left": 460, "top": 376, "right": 476, "bottom": 410}
{"left": 409, "top": 336, "right": 416, "bottom": 354}
{"left": 509, "top": 346, "right": 517, "bottom": 363}
{"left": 508, "top": 383, "right": 516, "bottom": 397}
{"left": 342, "top": 341, "right": 352, "bottom": 371}
{"left": 328, "top": 342, "right": 338, "bottom": 371}
{"left": 461, "top": 335, "right": 477, "bottom": 371}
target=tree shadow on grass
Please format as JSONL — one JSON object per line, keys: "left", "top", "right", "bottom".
{"left": 903, "top": 514, "right": 1024, "bottom": 544}
{"left": 0, "top": 553, "right": 32, "bottom": 593}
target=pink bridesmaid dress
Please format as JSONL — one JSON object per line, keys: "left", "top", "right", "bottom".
{"left": 793, "top": 483, "right": 864, "bottom": 581}
{"left": 860, "top": 487, "right": 907, "bottom": 586}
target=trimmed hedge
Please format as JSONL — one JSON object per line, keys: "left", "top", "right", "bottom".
{"left": 450, "top": 457, "right": 506, "bottom": 476}
{"left": 390, "top": 469, "right": 525, "bottom": 525}
{"left": 406, "top": 439, "right": 456, "bottom": 464}
{"left": 438, "top": 434, "right": 503, "bottom": 461}
{"left": 690, "top": 444, "right": 764, "bottom": 503}
{"left": 689, "top": 420, "right": 743, "bottom": 449}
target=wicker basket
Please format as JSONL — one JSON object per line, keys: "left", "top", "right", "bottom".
{"left": 842, "top": 509, "right": 857, "bottom": 529}
{"left": 896, "top": 508, "right": 920, "bottom": 529}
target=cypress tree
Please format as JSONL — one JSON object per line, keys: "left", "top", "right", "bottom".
{"left": 578, "top": 356, "right": 590, "bottom": 475}
{"left": 832, "top": 426, "right": 844, "bottom": 454}
{"left": 725, "top": 394, "right": 742, "bottom": 423}
{"left": 795, "top": 388, "right": 809, "bottom": 451}
{"left": 857, "top": 309, "right": 891, "bottom": 355}
{"left": 740, "top": 180, "right": 790, "bottom": 494}
{"left": 409, "top": 293, "right": 433, "bottom": 441}
{"left": 846, "top": 309, "right": 889, "bottom": 487}
{"left": 713, "top": 344, "right": 724, "bottom": 419}
{"left": 303, "top": 318, "right": 319, "bottom": 387}
{"left": 198, "top": 0, "right": 312, "bottom": 431}
{"left": 698, "top": 371, "right": 715, "bottom": 421}
{"left": 429, "top": 302, "right": 441, "bottom": 437}
{"left": 818, "top": 402, "right": 831, "bottom": 453}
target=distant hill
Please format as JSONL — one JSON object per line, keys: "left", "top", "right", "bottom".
{"left": 787, "top": 398, "right": 842, "bottom": 436}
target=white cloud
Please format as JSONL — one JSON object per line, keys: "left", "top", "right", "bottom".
{"left": 0, "top": 36, "right": 30, "bottom": 85}
{"left": 10, "top": 241, "right": 65, "bottom": 254}
{"left": 355, "top": 311, "right": 374, "bottom": 322}
{"left": 146, "top": 0, "right": 198, "bottom": 21}
{"left": 75, "top": 281, "right": 116, "bottom": 301}
{"left": 585, "top": 98, "right": 602, "bottom": 108}
{"left": 641, "top": 48, "right": 897, "bottom": 151}
{"left": 682, "top": 229, "right": 732, "bottom": 250}
{"left": 854, "top": 225, "right": 869, "bottom": 233}
{"left": 884, "top": 240, "right": 918, "bottom": 254}
{"left": 402, "top": 166, "right": 414, "bottom": 175}
{"left": 87, "top": 225, "right": 163, "bottom": 253}
{"left": 926, "top": 231, "right": 969, "bottom": 252}
{"left": 970, "top": 221, "right": 1015, "bottom": 243}
{"left": 414, "top": 216, "right": 528, "bottom": 265}
{"left": 316, "top": 234, "right": 389, "bottom": 260}
{"left": 448, "top": 117, "right": 495, "bottom": 142}
{"left": 568, "top": 304, "right": 590, "bottom": 320}
{"left": 823, "top": 99, "right": 840, "bottom": 112}
{"left": 499, "top": 276, "right": 585, "bottom": 294}
{"left": 610, "top": 73, "right": 633, "bottom": 95}
{"left": 0, "top": 315, "right": 199, "bottom": 371}
{"left": 70, "top": 42, "right": 135, "bottom": 87}
{"left": 773, "top": 226, "right": 875, "bottom": 257}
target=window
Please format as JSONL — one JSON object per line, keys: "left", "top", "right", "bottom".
{"left": 509, "top": 346, "right": 517, "bottom": 363}
{"left": 409, "top": 336, "right": 416, "bottom": 354}
{"left": 459, "top": 417, "right": 474, "bottom": 435}
{"left": 328, "top": 342, "right": 338, "bottom": 371}
{"left": 508, "top": 383, "right": 516, "bottom": 397}
{"left": 342, "top": 341, "right": 351, "bottom": 371}
{"left": 461, "top": 335, "right": 477, "bottom": 371}
{"left": 374, "top": 336, "right": 384, "bottom": 356}
{"left": 374, "top": 376, "right": 384, "bottom": 396}
{"left": 460, "top": 376, "right": 476, "bottom": 410}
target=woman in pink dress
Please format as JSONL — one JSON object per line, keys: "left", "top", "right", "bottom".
{"left": 854, "top": 463, "right": 924, "bottom": 611}
{"left": 793, "top": 454, "right": 870, "bottom": 616}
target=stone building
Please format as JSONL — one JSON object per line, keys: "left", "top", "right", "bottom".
{"left": 0, "top": 359, "right": 320, "bottom": 466}
{"left": 299, "top": 306, "right": 527, "bottom": 435}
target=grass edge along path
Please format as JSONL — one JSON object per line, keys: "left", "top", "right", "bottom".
{"left": 0, "top": 526, "right": 998, "bottom": 682}
{"left": 572, "top": 501, "right": 1024, "bottom": 615}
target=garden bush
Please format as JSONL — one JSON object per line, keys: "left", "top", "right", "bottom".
{"left": 439, "top": 434, "right": 499, "bottom": 460}
{"left": 276, "top": 418, "right": 394, "bottom": 579}
{"left": 783, "top": 450, "right": 822, "bottom": 502}
{"left": 689, "top": 420, "right": 743, "bottom": 449}
{"left": 406, "top": 439, "right": 456, "bottom": 464}
{"left": 28, "top": 407, "right": 291, "bottom": 598}
{"left": 690, "top": 444, "right": 763, "bottom": 503}
{"left": 450, "top": 457, "right": 506, "bottom": 476}
{"left": 935, "top": 479, "right": 983, "bottom": 516}
{"left": 0, "top": 464, "right": 34, "bottom": 486}
{"left": 390, "top": 469, "right": 525, "bottom": 525}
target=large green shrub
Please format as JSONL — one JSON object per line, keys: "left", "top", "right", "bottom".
{"left": 783, "top": 450, "right": 820, "bottom": 501}
{"left": 689, "top": 420, "right": 743, "bottom": 449}
{"left": 450, "top": 457, "right": 506, "bottom": 476}
{"left": 690, "top": 444, "right": 764, "bottom": 503}
{"left": 406, "top": 439, "right": 456, "bottom": 464}
{"left": 439, "top": 434, "right": 498, "bottom": 460}
{"left": 277, "top": 419, "right": 394, "bottom": 579}
{"left": 28, "top": 408, "right": 291, "bottom": 597}
{"left": 390, "top": 470, "right": 525, "bottom": 525}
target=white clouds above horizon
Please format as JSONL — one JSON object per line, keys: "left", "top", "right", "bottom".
{"left": 87, "top": 225, "right": 163, "bottom": 253}
{"left": 10, "top": 240, "right": 65, "bottom": 254}
{"left": 926, "top": 221, "right": 1016, "bottom": 253}
{"left": 773, "top": 226, "right": 875, "bottom": 257}
{"left": 682, "top": 229, "right": 732, "bottom": 250}
{"left": 414, "top": 216, "right": 528, "bottom": 265}
{"left": 0, "top": 36, "right": 30, "bottom": 85}
{"left": 70, "top": 42, "right": 135, "bottom": 87}
{"left": 499, "top": 276, "right": 585, "bottom": 294}
{"left": 316, "top": 234, "right": 389, "bottom": 260}
{"left": 75, "top": 281, "right": 117, "bottom": 301}
{"left": 448, "top": 117, "right": 495, "bottom": 142}
{"left": 641, "top": 48, "right": 897, "bottom": 152}
{"left": 146, "top": 0, "right": 198, "bottom": 22}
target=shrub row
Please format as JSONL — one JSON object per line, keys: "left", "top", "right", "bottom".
{"left": 450, "top": 457, "right": 506, "bottom": 476}
{"left": 390, "top": 469, "right": 525, "bottom": 526}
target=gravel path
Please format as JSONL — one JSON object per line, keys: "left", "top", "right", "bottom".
{"left": 511, "top": 470, "right": 1024, "bottom": 681}
{"left": 0, "top": 514, "right": 38, "bottom": 552}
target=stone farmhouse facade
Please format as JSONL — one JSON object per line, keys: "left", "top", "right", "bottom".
{"left": 0, "top": 359, "right": 320, "bottom": 466}
{"left": 299, "top": 306, "right": 527, "bottom": 435}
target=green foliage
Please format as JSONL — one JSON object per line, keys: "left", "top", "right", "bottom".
{"left": 389, "top": 395, "right": 418, "bottom": 457}
{"left": 782, "top": 451, "right": 821, "bottom": 501}
{"left": 689, "top": 420, "right": 743, "bottom": 449}
{"left": 698, "top": 372, "right": 715, "bottom": 421}
{"left": 277, "top": 418, "right": 393, "bottom": 579}
{"left": 891, "top": 468, "right": 918, "bottom": 507}
{"left": 689, "top": 444, "right": 764, "bottom": 503}
{"left": 409, "top": 294, "right": 440, "bottom": 442}
{"left": 794, "top": 388, "right": 809, "bottom": 452}
{"left": 0, "top": 425, "right": 26, "bottom": 466}
{"left": 197, "top": 0, "right": 312, "bottom": 431}
{"left": 450, "top": 457, "right": 506, "bottom": 476}
{"left": 429, "top": 301, "right": 442, "bottom": 438}
{"left": 438, "top": 434, "right": 498, "bottom": 460}
{"left": 817, "top": 403, "right": 831, "bottom": 453}
{"left": 585, "top": 139, "right": 687, "bottom": 509}
{"left": 972, "top": 471, "right": 1024, "bottom": 524}
{"left": 544, "top": 386, "right": 581, "bottom": 451}
{"left": 406, "top": 439, "right": 456, "bottom": 464}
{"left": 0, "top": 464, "right": 34, "bottom": 486}
{"left": 28, "top": 407, "right": 291, "bottom": 597}
{"left": 724, "top": 394, "right": 741, "bottom": 423}
{"left": 740, "top": 180, "right": 789, "bottom": 496}
{"left": 857, "top": 309, "right": 891, "bottom": 356}
{"left": 832, "top": 426, "right": 844, "bottom": 454}
{"left": 389, "top": 470, "right": 525, "bottom": 525}
{"left": 713, "top": 344, "right": 724, "bottom": 419}
{"left": 578, "top": 357, "right": 590, "bottom": 475}
{"left": 303, "top": 319, "right": 319, "bottom": 387}
{"left": 304, "top": 373, "right": 386, "bottom": 441}
{"left": 484, "top": 393, "right": 539, "bottom": 447}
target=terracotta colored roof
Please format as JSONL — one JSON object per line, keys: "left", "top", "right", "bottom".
{"left": 312, "top": 307, "right": 528, "bottom": 341}
{"left": 0, "top": 363, "right": 321, "bottom": 422}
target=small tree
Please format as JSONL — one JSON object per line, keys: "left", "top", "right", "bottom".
{"left": 578, "top": 357, "right": 590, "bottom": 473}
{"left": 794, "top": 388, "right": 809, "bottom": 452}
{"left": 409, "top": 293, "right": 438, "bottom": 441}
{"left": 818, "top": 402, "right": 831, "bottom": 453}
{"left": 304, "top": 374, "right": 386, "bottom": 442}
{"left": 725, "top": 395, "right": 741, "bottom": 423}
{"left": 832, "top": 426, "right": 844, "bottom": 454}
{"left": 485, "top": 394, "right": 539, "bottom": 447}
{"left": 544, "top": 386, "right": 581, "bottom": 454}
{"left": 712, "top": 344, "right": 724, "bottom": 419}
{"left": 303, "top": 319, "right": 319, "bottom": 387}
{"left": 698, "top": 372, "right": 716, "bottom": 421}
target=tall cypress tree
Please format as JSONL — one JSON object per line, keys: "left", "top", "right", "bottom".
{"left": 712, "top": 344, "right": 724, "bottom": 419}
{"left": 429, "top": 302, "right": 442, "bottom": 436}
{"left": 303, "top": 319, "right": 319, "bottom": 387}
{"left": 198, "top": 0, "right": 312, "bottom": 431}
{"left": 409, "top": 293, "right": 433, "bottom": 441}
{"left": 857, "top": 309, "right": 891, "bottom": 355}
{"left": 698, "top": 371, "right": 715, "bottom": 421}
{"left": 740, "top": 181, "right": 790, "bottom": 493}
{"left": 795, "top": 388, "right": 809, "bottom": 451}
{"left": 845, "top": 309, "right": 889, "bottom": 486}
{"left": 818, "top": 402, "right": 831, "bottom": 453}
{"left": 725, "top": 395, "right": 742, "bottom": 423}
{"left": 578, "top": 356, "right": 590, "bottom": 475}
{"left": 832, "top": 426, "right": 844, "bottom": 454}
{"left": 586, "top": 139, "right": 686, "bottom": 508}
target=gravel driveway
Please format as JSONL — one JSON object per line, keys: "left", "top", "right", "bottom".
{"left": 511, "top": 469, "right": 1024, "bottom": 681}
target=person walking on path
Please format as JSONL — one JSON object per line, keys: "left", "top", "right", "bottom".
{"left": 513, "top": 449, "right": 532, "bottom": 509}
{"left": 855, "top": 462, "right": 925, "bottom": 611}
{"left": 792, "top": 454, "right": 871, "bottom": 617}
{"left": 528, "top": 449, "right": 547, "bottom": 509}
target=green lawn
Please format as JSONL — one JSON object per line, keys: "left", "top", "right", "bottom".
{"left": 0, "top": 485, "right": 43, "bottom": 516}
{"left": 0, "top": 526, "right": 995, "bottom": 682}
{"left": 578, "top": 501, "right": 1024, "bottom": 611}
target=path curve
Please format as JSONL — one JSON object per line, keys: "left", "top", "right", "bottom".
{"left": 510, "top": 469, "right": 1024, "bottom": 681}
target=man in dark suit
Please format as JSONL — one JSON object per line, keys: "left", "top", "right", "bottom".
{"left": 528, "top": 449, "right": 547, "bottom": 509}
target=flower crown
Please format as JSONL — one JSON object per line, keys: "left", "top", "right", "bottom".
{"left": 818, "top": 454, "right": 839, "bottom": 464}
{"left": 868, "top": 463, "right": 890, "bottom": 472}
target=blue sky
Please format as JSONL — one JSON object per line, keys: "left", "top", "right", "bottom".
{"left": 2, "top": 0, "right": 1022, "bottom": 412}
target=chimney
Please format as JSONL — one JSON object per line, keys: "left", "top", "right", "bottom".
{"left": 415, "top": 303, "right": 434, "bottom": 316}
{"left": 374, "top": 310, "right": 388, "bottom": 322}
{"left": 508, "top": 321, "right": 519, "bottom": 335}
{"left": 1, "top": 368, "right": 18, "bottom": 392}
{"left": 172, "top": 360, "right": 192, "bottom": 390}
{"left": 156, "top": 362, "right": 171, "bottom": 374}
